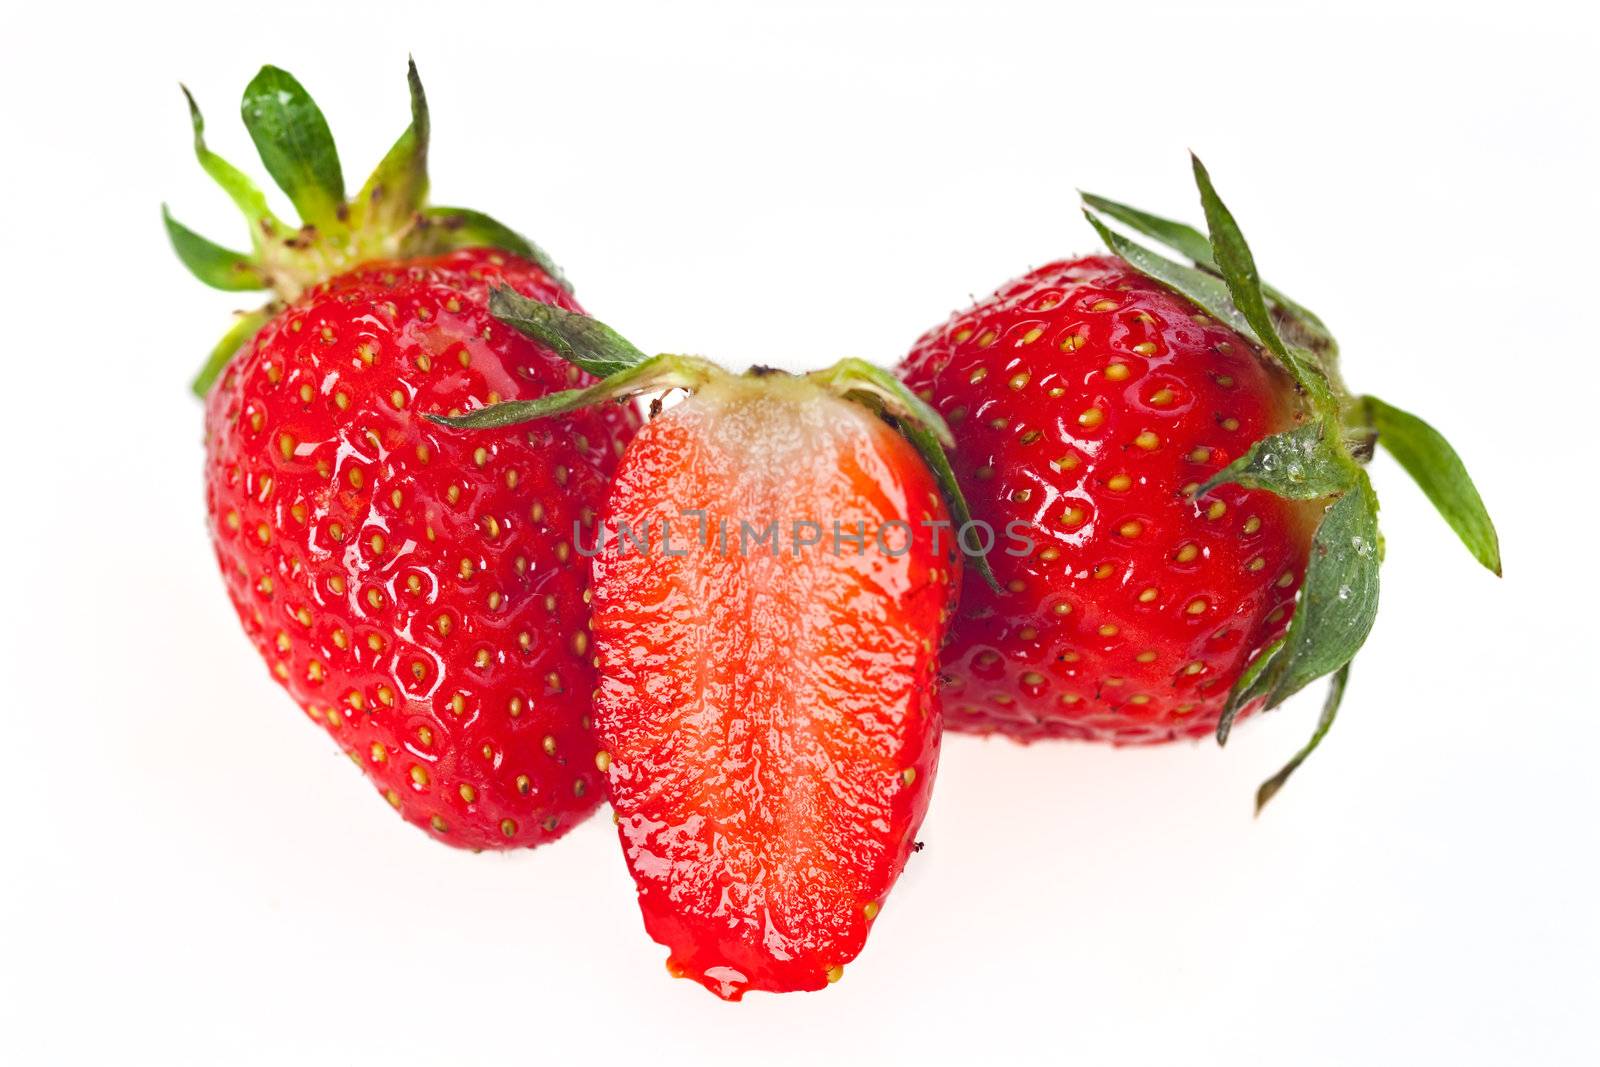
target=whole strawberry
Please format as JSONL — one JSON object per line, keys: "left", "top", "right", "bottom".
{"left": 900, "top": 157, "right": 1499, "bottom": 806}
{"left": 169, "top": 64, "right": 635, "bottom": 848}
{"left": 436, "top": 301, "right": 962, "bottom": 997}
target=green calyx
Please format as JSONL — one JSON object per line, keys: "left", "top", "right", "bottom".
{"left": 428, "top": 289, "right": 996, "bottom": 589}
{"left": 1083, "top": 156, "right": 1501, "bottom": 811}
{"left": 167, "top": 60, "right": 570, "bottom": 397}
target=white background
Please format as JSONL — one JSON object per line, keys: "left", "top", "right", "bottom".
{"left": 3, "top": 1, "right": 1596, "bottom": 1063}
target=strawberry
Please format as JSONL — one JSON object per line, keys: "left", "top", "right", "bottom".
{"left": 168, "top": 64, "right": 635, "bottom": 848}
{"left": 435, "top": 302, "right": 964, "bottom": 997}
{"left": 900, "top": 157, "right": 1499, "bottom": 806}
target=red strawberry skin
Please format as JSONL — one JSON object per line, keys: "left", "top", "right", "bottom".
{"left": 589, "top": 375, "right": 956, "bottom": 999}
{"left": 205, "top": 248, "right": 635, "bottom": 848}
{"left": 900, "top": 256, "right": 1320, "bottom": 743}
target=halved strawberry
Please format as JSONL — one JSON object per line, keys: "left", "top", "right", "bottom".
{"left": 435, "top": 304, "right": 964, "bottom": 997}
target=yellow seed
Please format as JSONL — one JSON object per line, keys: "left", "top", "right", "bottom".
{"left": 1277, "top": 572, "right": 1296, "bottom": 588}
{"left": 430, "top": 815, "right": 448, "bottom": 833}
{"left": 976, "top": 330, "right": 997, "bottom": 347}
{"left": 595, "top": 751, "right": 612, "bottom": 772}
{"left": 1020, "top": 327, "right": 1043, "bottom": 345}
{"left": 1221, "top": 417, "right": 1240, "bottom": 431}
{"left": 1135, "top": 650, "right": 1158, "bottom": 663}
{"left": 278, "top": 434, "right": 295, "bottom": 460}
{"left": 1021, "top": 671, "right": 1045, "bottom": 686}
{"left": 1134, "top": 431, "right": 1160, "bottom": 450}
{"left": 1138, "top": 587, "right": 1158, "bottom": 603}
{"left": 1060, "top": 506, "right": 1087, "bottom": 526}
{"left": 864, "top": 902, "right": 880, "bottom": 921}
{"left": 1009, "top": 372, "right": 1030, "bottom": 390}
{"left": 901, "top": 768, "right": 917, "bottom": 786}
{"left": 1185, "top": 598, "right": 1208, "bottom": 615}
{"left": 1129, "top": 694, "right": 1151, "bottom": 705}
{"left": 1248, "top": 556, "right": 1266, "bottom": 572}
{"left": 826, "top": 965, "right": 844, "bottom": 984}
{"left": 1206, "top": 500, "right": 1227, "bottom": 520}
{"left": 1051, "top": 602, "right": 1072, "bottom": 616}
{"left": 1078, "top": 408, "right": 1104, "bottom": 428}
{"left": 542, "top": 735, "right": 557, "bottom": 756}
{"left": 473, "top": 446, "right": 489, "bottom": 467}
{"left": 1107, "top": 474, "right": 1132, "bottom": 491}
{"left": 1090, "top": 299, "right": 1117, "bottom": 312}
{"left": 500, "top": 819, "right": 517, "bottom": 838}
{"left": 459, "top": 783, "right": 477, "bottom": 804}
{"left": 1184, "top": 661, "right": 1205, "bottom": 675}
{"left": 1052, "top": 454, "right": 1080, "bottom": 472}
{"left": 1132, "top": 342, "right": 1156, "bottom": 355}
{"left": 1118, "top": 520, "right": 1143, "bottom": 538}
{"left": 515, "top": 774, "right": 530, "bottom": 795}
{"left": 410, "top": 766, "right": 429, "bottom": 787}
{"left": 1149, "top": 387, "right": 1175, "bottom": 406}
{"left": 1176, "top": 543, "right": 1200, "bottom": 563}
{"left": 1104, "top": 362, "right": 1130, "bottom": 382}
{"left": 1098, "top": 624, "right": 1119, "bottom": 637}
{"left": 1243, "top": 516, "right": 1262, "bottom": 534}
{"left": 385, "top": 789, "right": 401, "bottom": 808}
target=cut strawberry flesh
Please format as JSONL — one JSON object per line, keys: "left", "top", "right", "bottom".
{"left": 590, "top": 374, "right": 955, "bottom": 999}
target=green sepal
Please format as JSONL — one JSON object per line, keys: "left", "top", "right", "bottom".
{"left": 810, "top": 358, "right": 954, "bottom": 447}
{"left": 182, "top": 85, "right": 280, "bottom": 231}
{"left": 240, "top": 66, "right": 346, "bottom": 229}
{"left": 1081, "top": 190, "right": 1334, "bottom": 354}
{"left": 488, "top": 287, "right": 646, "bottom": 377}
{"left": 353, "top": 58, "right": 429, "bottom": 239}
{"left": 1195, "top": 420, "right": 1357, "bottom": 501}
{"left": 418, "top": 207, "right": 572, "bottom": 293}
{"left": 428, "top": 353, "right": 715, "bottom": 430}
{"left": 190, "top": 306, "right": 276, "bottom": 397}
{"left": 1216, "top": 633, "right": 1285, "bottom": 745}
{"left": 1081, "top": 210, "right": 1259, "bottom": 343}
{"left": 162, "top": 205, "right": 266, "bottom": 292}
{"left": 1255, "top": 663, "right": 1349, "bottom": 814}
{"left": 1361, "top": 396, "right": 1502, "bottom": 576}
{"left": 1262, "top": 472, "right": 1381, "bottom": 709}
{"left": 807, "top": 359, "right": 996, "bottom": 591}
{"left": 1190, "top": 155, "right": 1325, "bottom": 400}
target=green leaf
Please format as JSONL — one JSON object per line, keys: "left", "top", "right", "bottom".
{"left": 1264, "top": 473, "right": 1382, "bottom": 709}
{"left": 162, "top": 205, "right": 266, "bottom": 291}
{"left": 1081, "top": 190, "right": 1334, "bottom": 351}
{"left": 427, "top": 353, "right": 714, "bottom": 429}
{"left": 487, "top": 288, "right": 647, "bottom": 377}
{"left": 1255, "top": 663, "right": 1348, "bottom": 813}
{"left": 1196, "top": 420, "right": 1357, "bottom": 501}
{"left": 240, "top": 66, "right": 345, "bottom": 228}
{"left": 813, "top": 358, "right": 954, "bottom": 448}
{"left": 808, "top": 359, "right": 996, "bottom": 591}
{"left": 191, "top": 305, "right": 275, "bottom": 397}
{"left": 1082, "top": 192, "right": 1216, "bottom": 266}
{"left": 419, "top": 207, "right": 572, "bottom": 294}
{"left": 180, "top": 85, "right": 279, "bottom": 230}
{"left": 1363, "top": 395, "right": 1501, "bottom": 576}
{"left": 1217, "top": 633, "right": 1286, "bottom": 745}
{"left": 900, "top": 417, "right": 998, "bottom": 592}
{"left": 353, "top": 58, "right": 430, "bottom": 237}
{"left": 1081, "top": 211, "right": 1260, "bottom": 343}
{"left": 1190, "top": 155, "right": 1323, "bottom": 396}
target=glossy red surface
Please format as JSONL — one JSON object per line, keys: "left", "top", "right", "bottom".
{"left": 590, "top": 376, "right": 957, "bottom": 999}
{"left": 900, "top": 257, "right": 1320, "bottom": 743}
{"left": 204, "top": 248, "right": 636, "bottom": 848}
